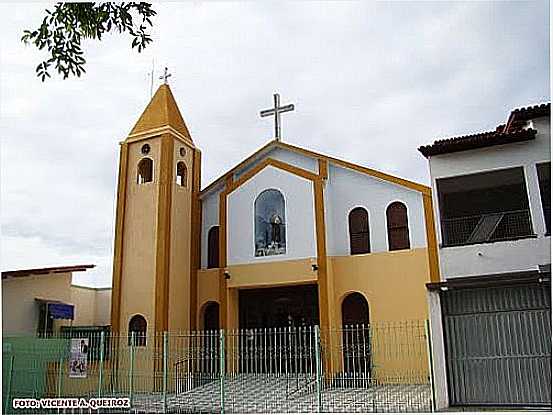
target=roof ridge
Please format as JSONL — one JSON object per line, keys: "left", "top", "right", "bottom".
{"left": 201, "top": 140, "right": 429, "bottom": 195}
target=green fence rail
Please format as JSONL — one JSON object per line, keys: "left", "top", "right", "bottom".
{"left": 2, "top": 320, "right": 433, "bottom": 413}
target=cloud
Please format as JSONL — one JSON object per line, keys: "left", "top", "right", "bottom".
{"left": 0, "top": 1, "right": 549, "bottom": 287}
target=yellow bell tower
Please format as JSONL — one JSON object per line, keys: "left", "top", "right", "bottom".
{"left": 110, "top": 83, "right": 201, "bottom": 334}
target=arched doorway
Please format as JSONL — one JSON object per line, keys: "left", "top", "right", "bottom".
{"left": 341, "top": 292, "right": 371, "bottom": 379}
{"left": 199, "top": 302, "right": 220, "bottom": 375}
{"left": 203, "top": 301, "right": 220, "bottom": 331}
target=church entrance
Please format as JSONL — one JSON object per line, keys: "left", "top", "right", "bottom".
{"left": 237, "top": 284, "right": 319, "bottom": 374}
{"left": 239, "top": 284, "right": 319, "bottom": 328}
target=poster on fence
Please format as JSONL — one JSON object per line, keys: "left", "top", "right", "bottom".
{"left": 69, "top": 338, "right": 88, "bottom": 378}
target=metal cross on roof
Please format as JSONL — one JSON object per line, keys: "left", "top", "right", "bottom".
{"left": 260, "top": 93, "right": 295, "bottom": 141}
{"left": 159, "top": 67, "right": 172, "bottom": 84}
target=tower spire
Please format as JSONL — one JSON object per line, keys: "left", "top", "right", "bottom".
{"left": 129, "top": 83, "right": 192, "bottom": 143}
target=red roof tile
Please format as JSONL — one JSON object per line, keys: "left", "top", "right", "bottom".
{"left": 419, "top": 102, "right": 549, "bottom": 158}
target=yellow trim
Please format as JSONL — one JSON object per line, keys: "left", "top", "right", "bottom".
{"left": 318, "top": 158, "right": 328, "bottom": 180}
{"left": 189, "top": 148, "right": 202, "bottom": 330}
{"left": 279, "top": 141, "right": 430, "bottom": 194}
{"left": 154, "top": 135, "right": 174, "bottom": 333}
{"left": 423, "top": 193, "right": 440, "bottom": 282}
{"left": 226, "top": 258, "right": 317, "bottom": 288}
{"left": 314, "top": 177, "right": 330, "bottom": 329}
{"left": 110, "top": 143, "right": 129, "bottom": 333}
{"left": 226, "top": 157, "right": 318, "bottom": 195}
{"left": 201, "top": 140, "right": 430, "bottom": 197}
{"left": 125, "top": 126, "right": 193, "bottom": 146}
{"left": 218, "top": 176, "right": 232, "bottom": 329}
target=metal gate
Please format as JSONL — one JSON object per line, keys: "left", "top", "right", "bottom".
{"left": 442, "top": 283, "right": 552, "bottom": 407}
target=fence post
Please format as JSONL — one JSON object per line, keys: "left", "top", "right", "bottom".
{"left": 219, "top": 329, "right": 226, "bottom": 414}
{"left": 57, "top": 353, "right": 64, "bottom": 399}
{"left": 98, "top": 331, "right": 105, "bottom": 398}
{"left": 163, "top": 332, "right": 168, "bottom": 413}
{"left": 425, "top": 320, "right": 436, "bottom": 412}
{"left": 129, "top": 332, "right": 135, "bottom": 408}
{"left": 314, "top": 325, "right": 322, "bottom": 413}
{"left": 4, "top": 354, "right": 14, "bottom": 414}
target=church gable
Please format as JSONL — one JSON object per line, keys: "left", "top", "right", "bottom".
{"left": 233, "top": 146, "right": 319, "bottom": 182}
{"left": 227, "top": 165, "right": 317, "bottom": 266}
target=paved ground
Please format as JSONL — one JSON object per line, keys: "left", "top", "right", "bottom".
{"left": 131, "top": 375, "right": 431, "bottom": 413}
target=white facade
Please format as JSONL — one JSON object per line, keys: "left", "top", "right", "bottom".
{"left": 325, "top": 163, "right": 427, "bottom": 256}
{"left": 428, "top": 116, "right": 551, "bottom": 280}
{"left": 227, "top": 165, "right": 317, "bottom": 265}
{"left": 200, "top": 144, "right": 430, "bottom": 268}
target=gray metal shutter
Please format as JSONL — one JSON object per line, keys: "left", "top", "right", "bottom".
{"left": 442, "top": 283, "right": 551, "bottom": 407}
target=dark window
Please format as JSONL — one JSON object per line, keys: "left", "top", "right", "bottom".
{"left": 207, "top": 226, "right": 220, "bottom": 269}
{"left": 254, "top": 189, "right": 286, "bottom": 257}
{"left": 386, "top": 202, "right": 410, "bottom": 251}
{"left": 537, "top": 162, "right": 551, "bottom": 235}
{"left": 349, "top": 207, "right": 370, "bottom": 255}
{"left": 437, "top": 167, "right": 533, "bottom": 246}
{"left": 137, "top": 158, "right": 153, "bottom": 184}
{"left": 176, "top": 161, "right": 187, "bottom": 187}
{"left": 128, "top": 314, "right": 147, "bottom": 347}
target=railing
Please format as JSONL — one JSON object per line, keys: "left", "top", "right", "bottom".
{"left": 2, "top": 321, "right": 432, "bottom": 413}
{"left": 442, "top": 209, "right": 533, "bottom": 247}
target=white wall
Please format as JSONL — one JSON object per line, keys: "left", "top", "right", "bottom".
{"left": 268, "top": 147, "right": 318, "bottom": 173}
{"left": 429, "top": 116, "right": 551, "bottom": 279}
{"left": 325, "top": 163, "right": 427, "bottom": 256}
{"left": 200, "top": 186, "right": 222, "bottom": 269}
{"left": 227, "top": 165, "right": 317, "bottom": 265}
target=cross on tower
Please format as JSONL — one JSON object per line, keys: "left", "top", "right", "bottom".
{"left": 159, "top": 67, "right": 172, "bottom": 84}
{"left": 260, "top": 93, "right": 295, "bottom": 141}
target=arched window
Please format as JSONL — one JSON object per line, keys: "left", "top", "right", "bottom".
{"left": 207, "top": 226, "right": 219, "bottom": 269}
{"left": 254, "top": 189, "right": 286, "bottom": 257}
{"left": 349, "top": 207, "right": 370, "bottom": 255}
{"left": 386, "top": 202, "right": 410, "bottom": 251}
{"left": 176, "top": 161, "right": 187, "bottom": 187}
{"left": 137, "top": 158, "right": 153, "bottom": 184}
{"left": 341, "top": 292, "right": 370, "bottom": 375}
{"left": 128, "top": 314, "right": 147, "bottom": 346}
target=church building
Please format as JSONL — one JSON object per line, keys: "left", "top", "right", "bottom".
{"left": 110, "top": 83, "right": 440, "bottom": 336}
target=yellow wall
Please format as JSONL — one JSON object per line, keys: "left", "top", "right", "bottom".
{"left": 330, "top": 248, "right": 430, "bottom": 323}
{"left": 227, "top": 258, "right": 317, "bottom": 289}
{"left": 119, "top": 138, "right": 160, "bottom": 333}
{"left": 197, "top": 268, "right": 220, "bottom": 327}
{"left": 2, "top": 273, "right": 112, "bottom": 335}
{"left": 94, "top": 289, "right": 112, "bottom": 326}
{"left": 168, "top": 137, "right": 195, "bottom": 332}
{"left": 194, "top": 249, "right": 431, "bottom": 381}
{"left": 70, "top": 286, "right": 96, "bottom": 326}
{"left": 2, "top": 273, "right": 72, "bottom": 334}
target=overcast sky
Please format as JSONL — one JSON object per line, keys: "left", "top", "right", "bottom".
{"left": 1, "top": 1, "right": 549, "bottom": 287}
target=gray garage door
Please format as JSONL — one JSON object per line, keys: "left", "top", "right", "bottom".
{"left": 442, "top": 283, "right": 551, "bottom": 407}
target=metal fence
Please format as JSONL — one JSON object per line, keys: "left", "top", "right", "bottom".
{"left": 442, "top": 209, "right": 533, "bottom": 246}
{"left": 2, "top": 321, "right": 433, "bottom": 413}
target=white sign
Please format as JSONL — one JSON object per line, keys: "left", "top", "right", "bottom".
{"left": 69, "top": 338, "right": 88, "bottom": 378}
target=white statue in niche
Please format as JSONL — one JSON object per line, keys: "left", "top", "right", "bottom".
{"left": 254, "top": 189, "right": 286, "bottom": 257}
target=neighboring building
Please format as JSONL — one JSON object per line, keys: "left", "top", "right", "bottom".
{"left": 419, "top": 103, "right": 551, "bottom": 409}
{"left": 110, "top": 83, "right": 440, "bottom": 346}
{"left": 2, "top": 265, "right": 111, "bottom": 335}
